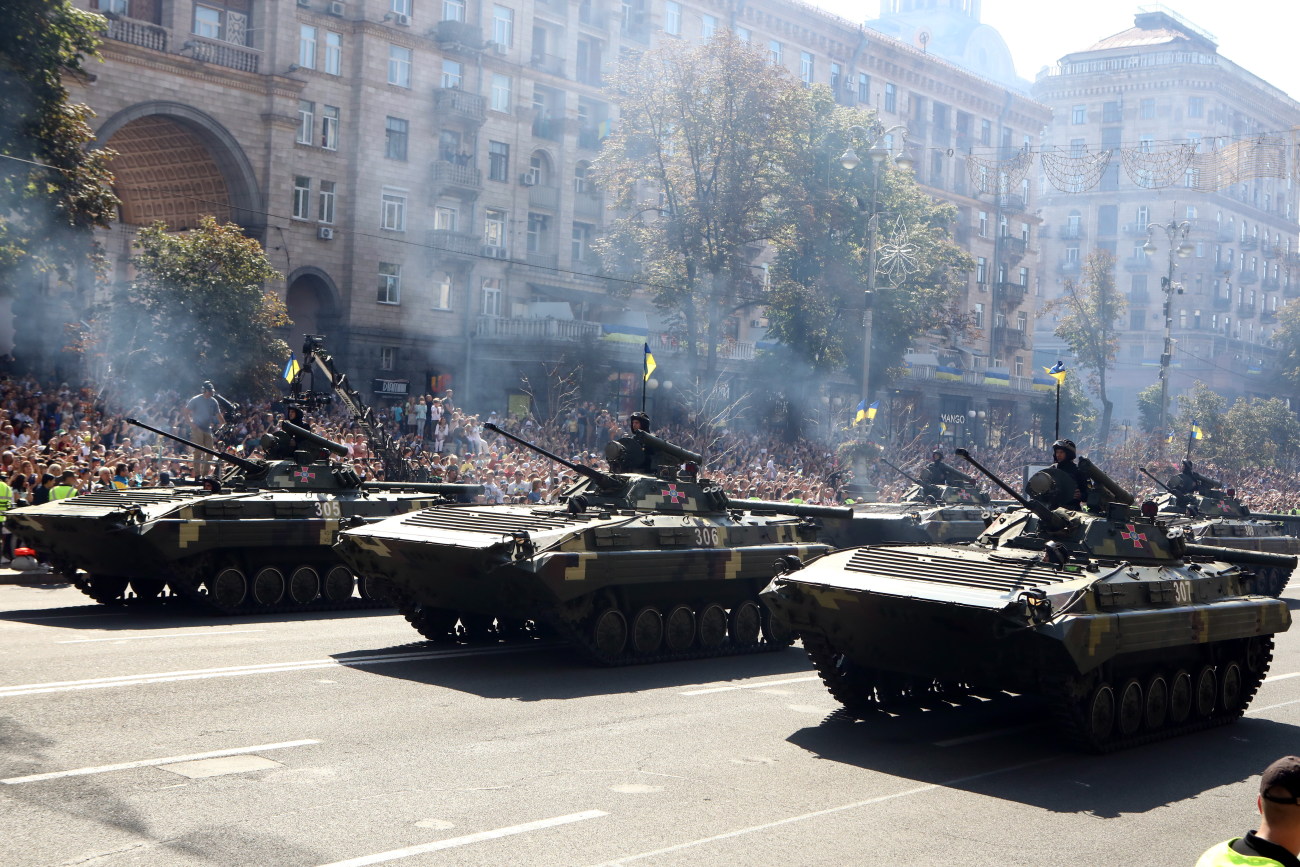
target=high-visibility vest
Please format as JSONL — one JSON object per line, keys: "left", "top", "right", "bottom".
{"left": 1195, "top": 840, "right": 1288, "bottom": 867}
{"left": 49, "top": 485, "right": 77, "bottom": 500}
{"left": 0, "top": 480, "right": 10, "bottom": 524}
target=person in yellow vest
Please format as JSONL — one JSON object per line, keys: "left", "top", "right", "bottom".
{"left": 49, "top": 470, "right": 78, "bottom": 500}
{"left": 1197, "top": 755, "right": 1300, "bottom": 866}
{"left": 0, "top": 471, "right": 11, "bottom": 564}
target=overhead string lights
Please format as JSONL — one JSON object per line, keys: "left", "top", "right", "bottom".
{"left": 1119, "top": 142, "right": 1195, "bottom": 189}
{"left": 1039, "top": 146, "right": 1112, "bottom": 194}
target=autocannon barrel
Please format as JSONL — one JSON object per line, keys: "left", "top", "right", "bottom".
{"left": 364, "top": 482, "right": 485, "bottom": 498}
{"left": 1184, "top": 544, "right": 1298, "bottom": 570}
{"left": 634, "top": 430, "right": 703, "bottom": 466}
{"left": 1079, "top": 457, "right": 1135, "bottom": 506}
{"left": 282, "top": 420, "right": 350, "bottom": 457}
{"left": 727, "top": 498, "right": 853, "bottom": 519}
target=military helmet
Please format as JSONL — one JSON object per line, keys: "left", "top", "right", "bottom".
{"left": 629, "top": 411, "right": 652, "bottom": 432}
{"left": 1051, "top": 438, "right": 1077, "bottom": 460}
{"left": 931, "top": 449, "right": 943, "bottom": 461}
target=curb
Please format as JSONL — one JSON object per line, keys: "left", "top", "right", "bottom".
{"left": 0, "top": 569, "right": 71, "bottom": 586}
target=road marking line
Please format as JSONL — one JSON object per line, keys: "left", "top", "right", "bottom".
{"left": 589, "top": 758, "right": 1051, "bottom": 866}
{"left": 2, "top": 739, "right": 319, "bottom": 784}
{"left": 318, "top": 810, "right": 608, "bottom": 867}
{"left": 935, "top": 723, "right": 1037, "bottom": 747}
{"left": 1265, "top": 672, "right": 1300, "bottom": 683}
{"left": 0, "top": 644, "right": 541, "bottom": 698}
{"left": 0, "top": 613, "right": 131, "bottom": 625}
{"left": 1248, "top": 697, "right": 1300, "bottom": 714}
{"left": 680, "top": 676, "right": 820, "bottom": 696}
{"left": 56, "top": 630, "right": 264, "bottom": 644}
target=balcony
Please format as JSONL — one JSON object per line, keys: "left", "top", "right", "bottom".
{"left": 182, "top": 35, "right": 260, "bottom": 73}
{"left": 475, "top": 315, "right": 602, "bottom": 342}
{"left": 427, "top": 229, "right": 479, "bottom": 258}
{"left": 650, "top": 334, "right": 755, "bottom": 361}
{"left": 1058, "top": 259, "right": 1081, "bottom": 275}
{"left": 432, "top": 20, "right": 485, "bottom": 51}
{"left": 530, "top": 53, "right": 565, "bottom": 77}
{"left": 526, "top": 251, "right": 559, "bottom": 270}
{"left": 434, "top": 88, "right": 485, "bottom": 125}
{"left": 1129, "top": 289, "right": 1151, "bottom": 305}
{"left": 1261, "top": 310, "right": 1278, "bottom": 324}
{"left": 1240, "top": 236, "right": 1258, "bottom": 251}
{"left": 998, "top": 236, "right": 1027, "bottom": 261}
{"left": 1238, "top": 270, "right": 1259, "bottom": 285}
{"left": 573, "top": 190, "right": 604, "bottom": 220}
{"left": 1288, "top": 253, "right": 1300, "bottom": 268}
{"left": 993, "top": 326, "right": 1027, "bottom": 350}
{"left": 571, "top": 256, "right": 602, "bottom": 276}
{"left": 430, "top": 161, "right": 482, "bottom": 198}
{"left": 996, "top": 282, "right": 1027, "bottom": 307}
{"left": 1059, "top": 225, "right": 1085, "bottom": 240}
{"left": 1263, "top": 276, "right": 1281, "bottom": 291}
{"left": 1264, "top": 245, "right": 1283, "bottom": 260}
{"left": 1212, "top": 295, "right": 1232, "bottom": 311}
{"left": 1237, "top": 303, "right": 1257, "bottom": 318}
{"left": 577, "top": 4, "right": 608, "bottom": 28}
{"left": 996, "top": 194, "right": 1025, "bottom": 214}
{"left": 1286, "top": 283, "right": 1300, "bottom": 299}
{"left": 528, "top": 183, "right": 560, "bottom": 210}
{"left": 1216, "top": 226, "right": 1234, "bottom": 242}
{"left": 1123, "top": 256, "right": 1151, "bottom": 272}
{"left": 531, "top": 115, "right": 564, "bottom": 141}
{"left": 577, "top": 125, "right": 605, "bottom": 150}
{"left": 103, "top": 16, "right": 168, "bottom": 51}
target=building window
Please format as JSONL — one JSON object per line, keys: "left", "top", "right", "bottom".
{"left": 433, "top": 272, "right": 452, "bottom": 309}
{"left": 1016, "top": 311, "right": 1028, "bottom": 331}
{"left": 1071, "top": 104, "right": 1085, "bottom": 124}
{"left": 441, "top": 59, "right": 463, "bottom": 89}
{"left": 527, "top": 213, "right": 549, "bottom": 252}
{"left": 980, "top": 118, "right": 991, "bottom": 146}
{"left": 292, "top": 176, "right": 311, "bottom": 220}
{"left": 491, "top": 73, "right": 512, "bottom": 112}
{"left": 488, "top": 141, "right": 509, "bottom": 181}
{"left": 442, "top": 0, "right": 464, "bottom": 21}
{"left": 434, "top": 205, "right": 457, "bottom": 232}
{"left": 390, "top": 0, "right": 411, "bottom": 14}
{"left": 1102, "top": 100, "right": 1121, "bottom": 123}
{"left": 318, "top": 180, "right": 336, "bottom": 224}
{"left": 572, "top": 221, "right": 594, "bottom": 261}
{"left": 481, "top": 278, "right": 502, "bottom": 316}
{"left": 381, "top": 188, "right": 407, "bottom": 231}
{"left": 388, "top": 45, "right": 412, "bottom": 87}
{"left": 299, "top": 25, "right": 317, "bottom": 69}
{"left": 701, "top": 14, "right": 717, "bottom": 39}
{"left": 194, "top": 5, "right": 222, "bottom": 40}
{"left": 978, "top": 211, "right": 988, "bottom": 237}
{"left": 1130, "top": 309, "right": 1146, "bottom": 330}
{"left": 484, "top": 209, "right": 507, "bottom": 249}
{"left": 1188, "top": 96, "right": 1204, "bottom": 118}
{"left": 664, "top": 0, "right": 680, "bottom": 34}
{"left": 1019, "top": 266, "right": 1029, "bottom": 286}
{"left": 768, "top": 39, "right": 781, "bottom": 65}
{"left": 1140, "top": 97, "right": 1155, "bottom": 119}
{"left": 976, "top": 257, "right": 987, "bottom": 284}
{"left": 735, "top": 26, "right": 750, "bottom": 42}
{"left": 799, "top": 51, "right": 813, "bottom": 85}
{"left": 385, "top": 116, "right": 409, "bottom": 160}
{"left": 857, "top": 73, "right": 869, "bottom": 103}
{"left": 379, "top": 346, "right": 396, "bottom": 371}
{"left": 493, "top": 5, "right": 513, "bottom": 47}
{"left": 378, "top": 262, "right": 401, "bottom": 304}
{"left": 884, "top": 82, "right": 896, "bottom": 113}
{"left": 324, "top": 31, "right": 342, "bottom": 75}
{"left": 321, "top": 106, "right": 339, "bottom": 150}
{"left": 973, "top": 302, "right": 984, "bottom": 329}
{"left": 296, "top": 100, "right": 314, "bottom": 145}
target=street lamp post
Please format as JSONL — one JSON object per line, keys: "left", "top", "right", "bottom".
{"left": 1143, "top": 218, "right": 1193, "bottom": 439}
{"left": 839, "top": 123, "right": 910, "bottom": 408}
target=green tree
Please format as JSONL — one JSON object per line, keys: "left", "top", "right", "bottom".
{"left": 764, "top": 93, "right": 972, "bottom": 397}
{"left": 1135, "top": 382, "right": 1163, "bottom": 433}
{"left": 1043, "top": 250, "right": 1125, "bottom": 449}
{"left": 88, "top": 218, "right": 289, "bottom": 402}
{"left": 1269, "top": 299, "right": 1300, "bottom": 398}
{"left": 594, "top": 33, "right": 804, "bottom": 388}
{"left": 1170, "top": 382, "right": 1300, "bottom": 472}
{"left": 0, "top": 0, "right": 117, "bottom": 287}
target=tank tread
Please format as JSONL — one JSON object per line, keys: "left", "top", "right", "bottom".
{"left": 547, "top": 605, "right": 786, "bottom": 667}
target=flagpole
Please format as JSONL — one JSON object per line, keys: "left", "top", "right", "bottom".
{"left": 1185, "top": 427, "right": 1195, "bottom": 459}
{"left": 1054, "top": 380, "right": 1061, "bottom": 441}
{"left": 641, "top": 354, "right": 647, "bottom": 413}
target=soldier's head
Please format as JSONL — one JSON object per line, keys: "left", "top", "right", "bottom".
{"left": 1182, "top": 459, "right": 1194, "bottom": 473}
{"left": 629, "top": 412, "right": 652, "bottom": 433}
{"left": 931, "top": 449, "right": 943, "bottom": 461}
{"left": 1052, "top": 439, "right": 1077, "bottom": 463}
{"left": 201, "top": 475, "right": 222, "bottom": 493}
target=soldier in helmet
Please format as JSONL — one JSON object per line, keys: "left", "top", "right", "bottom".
{"left": 1169, "top": 459, "right": 1220, "bottom": 500}
{"left": 1042, "top": 438, "right": 1092, "bottom": 511}
{"left": 605, "top": 412, "right": 658, "bottom": 473}
{"left": 917, "top": 448, "right": 974, "bottom": 490}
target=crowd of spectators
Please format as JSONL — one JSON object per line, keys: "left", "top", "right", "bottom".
{"left": 1, "top": 373, "right": 1299, "bottom": 514}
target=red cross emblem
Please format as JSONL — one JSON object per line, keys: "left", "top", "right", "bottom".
{"left": 662, "top": 484, "right": 686, "bottom": 504}
{"left": 295, "top": 467, "right": 316, "bottom": 482}
{"left": 1120, "top": 524, "right": 1148, "bottom": 548}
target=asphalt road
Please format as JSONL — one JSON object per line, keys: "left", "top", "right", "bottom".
{"left": 1, "top": 580, "right": 1297, "bottom": 867}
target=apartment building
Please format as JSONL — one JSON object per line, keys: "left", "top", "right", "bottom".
{"left": 1033, "top": 7, "right": 1300, "bottom": 425}
{"left": 71, "top": 0, "right": 1047, "bottom": 438}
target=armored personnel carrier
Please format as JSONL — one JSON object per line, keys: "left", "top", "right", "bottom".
{"left": 1140, "top": 464, "right": 1299, "bottom": 597}
{"left": 335, "top": 422, "right": 847, "bottom": 664}
{"left": 833, "top": 456, "right": 996, "bottom": 546}
{"left": 8, "top": 419, "right": 479, "bottom": 614}
{"left": 762, "top": 448, "right": 1294, "bottom": 752}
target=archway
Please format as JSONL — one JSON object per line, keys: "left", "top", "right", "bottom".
{"left": 284, "top": 267, "right": 341, "bottom": 341}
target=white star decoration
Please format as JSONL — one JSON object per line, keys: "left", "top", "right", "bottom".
{"left": 875, "top": 216, "right": 921, "bottom": 285}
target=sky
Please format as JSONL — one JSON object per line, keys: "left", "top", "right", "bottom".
{"left": 805, "top": 0, "right": 1300, "bottom": 101}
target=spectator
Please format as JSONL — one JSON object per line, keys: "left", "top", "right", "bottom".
{"left": 1197, "top": 755, "right": 1300, "bottom": 866}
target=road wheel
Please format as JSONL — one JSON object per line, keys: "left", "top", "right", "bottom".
{"left": 591, "top": 608, "right": 627, "bottom": 658}
{"left": 630, "top": 607, "right": 663, "bottom": 655}
{"left": 761, "top": 604, "right": 794, "bottom": 647}
{"left": 663, "top": 605, "right": 695, "bottom": 652}
{"left": 251, "top": 566, "right": 285, "bottom": 607}
{"left": 697, "top": 603, "right": 728, "bottom": 650}
{"left": 1116, "top": 678, "right": 1144, "bottom": 736}
{"left": 288, "top": 566, "right": 320, "bottom": 605}
{"left": 1143, "top": 674, "right": 1169, "bottom": 731}
{"left": 408, "top": 607, "right": 458, "bottom": 641}
{"left": 1193, "top": 665, "right": 1217, "bottom": 718}
{"left": 128, "top": 578, "right": 166, "bottom": 604}
{"left": 1168, "top": 670, "right": 1193, "bottom": 725}
{"left": 729, "top": 601, "right": 762, "bottom": 647}
{"left": 1218, "top": 662, "right": 1244, "bottom": 713}
{"left": 459, "top": 613, "right": 495, "bottom": 641}
{"left": 85, "top": 575, "right": 130, "bottom": 605}
{"left": 1086, "top": 683, "right": 1116, "bottom": 744}
{"left": 208, "top": 567, "right": 247, "bottom": 612}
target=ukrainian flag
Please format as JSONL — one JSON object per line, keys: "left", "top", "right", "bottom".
{"left": 853, "top": 399, "right": 867, "bottom": 425}
{"left": 935, "top": 365, "right": 963, "bottom": 381}
{"left": 1046, "top": 360, "right": 1067, "bottom": 384}
{"left": 1191, "top": 421, "right": 1204, "bottom": 440}
{"left": 866, "top": 401, "right": 878, "bottom": 420}
{"left": 1032, "top": 373, "right": 1055, "bottom": 391}
{"left": 283, "top": 354, "right": 300, "bottom": 382}
{"left": 643, "top": 343, "right": 657, "bottom": 381}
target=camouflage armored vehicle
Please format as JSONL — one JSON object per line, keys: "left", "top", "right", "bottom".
{"left": 762, "top": 448, "right": 1294, "bottom": 751}
{"left": 336, "top": 422, "right": 847, "bottom": 664}
{"left": 1141, "top": 463, "right": 1299, "bottom": 597}
{"left": 8, "top": 418, "right": 479, "bottom": 614}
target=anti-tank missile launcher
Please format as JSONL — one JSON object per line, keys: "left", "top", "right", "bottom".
{"left": 762, "top": 448, "right": 1292, "bottom": 752}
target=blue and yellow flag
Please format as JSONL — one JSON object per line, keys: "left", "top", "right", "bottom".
{"left": 1191, "top": 421, "right": 1204, "bottom": 440}
{"left": 940, "top": 421, "right": 948, "bottom": 436}
{"left": 283, "top": 354, "right": 300, "bottom": 382}
{"left": 643, "top": 343, "right": 657, "bottom": 381}
{"left": 866, "top": 400, "right": 878, "bottom": 420}
{"left": 853, "top": 400, "right": 867, "bottom": 426}
{"left": 1046, "top": 360, "right": 1067, "bottom": 384}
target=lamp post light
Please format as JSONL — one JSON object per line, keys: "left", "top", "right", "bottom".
{"left": 1143, "top": 218, "right": 1193, "bottom": 440}
{"left": 966, "top": 409, "right": 986, "bottom": 449}
{"left": 838, "top": 123, "right": 910, "bottom": 408}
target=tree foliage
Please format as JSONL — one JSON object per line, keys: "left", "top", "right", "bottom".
{"left": 1269, "top": 299, "right": 1300, "bottom": 398}
{"left": 1043, "top": 250, "right": 1125, "bottom": 449}
{"left": 87, "top": 218, "right": 289, "bottom": 402}
{"left": 1135, "top": 382, "right": 1162, "bottom": 433}
{"left": 764, "top": 91, "right": 972, "bottom": 396}
{"left": 0, "top": 0, "right": 117, "bottom": 286}
{"left": 1169, "top": 381, "right": 1300, "bottom": 471}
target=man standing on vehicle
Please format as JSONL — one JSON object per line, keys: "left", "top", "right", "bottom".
{"left": 184, "top": 381, "right": 220, "bottom": 481}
